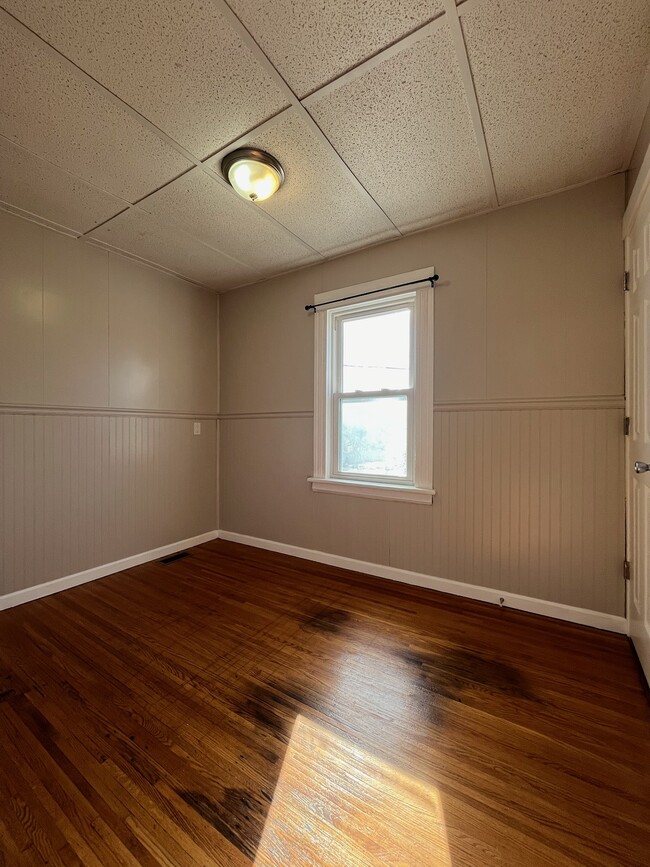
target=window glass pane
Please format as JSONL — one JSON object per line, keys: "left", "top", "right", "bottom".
{"left": 339, "top": 396, "right": 408, "bottom": 477}
{"left": 341, "top": 308, "right": 410, "bottom": 392}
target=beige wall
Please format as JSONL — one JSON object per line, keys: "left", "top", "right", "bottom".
{"left": 219, "top": 176, "right": 626, "bottom": 615}
{"left": 0, "top": 176, "right": 627, "bottom": 613}
{"left": 0, "top": 210, "right": 219, "bottom": 596}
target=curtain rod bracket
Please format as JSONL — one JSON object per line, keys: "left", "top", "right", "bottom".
{"left": 305, "top": 272, "right": 440, "bottom": 313}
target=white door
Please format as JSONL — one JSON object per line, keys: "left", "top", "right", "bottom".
{"left": 625, "top": 178, "right": 650, "bottom": 683}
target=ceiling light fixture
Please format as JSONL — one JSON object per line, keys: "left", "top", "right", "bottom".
{"left": 221, "top": 147, "right": 285, "bottom": 202}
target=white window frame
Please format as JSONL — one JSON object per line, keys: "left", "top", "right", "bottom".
{"left": 309, "top": 268, "right": 435, "bottom": 504}
{"left": 330, "top": 295, "right": 416, "bottom": 485}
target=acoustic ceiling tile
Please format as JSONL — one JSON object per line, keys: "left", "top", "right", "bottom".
{"left": 208, "top": 111, "right": 400, "bottom": 256}
{"left": 0, "top": 17, "right": 191, "bottom": 202}
{"left": 138, "top": 167, "right": 320, "bottom": 276}
{"left": 3, "top": 0, "right": 289, "bottom": 160}
{"left": 309, "top": 28, "right": 491, "bottom": 232}
{"left": 227, "top": 0, "right": 444, "bottom": 97}
{"left": 0, "top": 137, "right": 126, "bottom": 233}
{"left": 461, "top": 0, "right": 650, "bottom": 203}
{"left": 87, "top": 208, "right": 260, "bottom": 290}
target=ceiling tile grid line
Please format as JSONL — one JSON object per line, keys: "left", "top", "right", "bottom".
{"left": 86, "top": 207, "right": 263, "bottom": 290}
{"left": 2, "top": 165, "right": 622, "bottom": 296}
{"left": 224, "top": 167, "right": 623, "bottom": 292}
{"left": 0, "top": 6, "right": 325, "bottom": 260}
{"left": 79, "top": 125, "right": 328, "bottom": 266}
{"left": 0, "top": 133, "right": 324, "bottom": 272}
{"left": 131, "top": 165, "right": 325, "bottom": 274}
{"left": 80, "top": 168, "right": 195, "bottom": 237}
{"left": 0, "top": 0, "right": 490, "bottom": 167}
{"left": 441, "top": 0, "right": 498, "bottom": 208}
{"left": 0, "top": 133, "right": 135, "bottom": 209}
{"left": 0, "top": 199, "right": 84, "bottom": 239}
{"left": 0, "top": 199, "right": 307, "bottom": 293}
{"left": 1, "top": 0, "right": 648, "bottom": 289}
{"left": 82, "top": 234, "right": 251, "bottom": 291}
{"left": 213, "top": 0, "right": 405, "bottom": 236}
{"left": 191, "top": 164, "right": 325, "bottom": 260}
{"left": 291, "top": 104, "right": 404, "bottom": 236}
{"left": 0, "top": 14, "right": 194, "bottom": 202}
{"left": 0, "top": 6, "right": 198, "bottom": 169}
{"left": 305, "top": 22, "right": 493, "bottom": 232}
{"left": 299, "top": 11, "right": 449, "bottom": 109}
{"left": 0, "top": 130, "right": 284, "bottom": 265}
{"left": 113, "top": 203, "right": 267, "bottom": 277}
{"left": 0, "top": 133, "right": 131, "bottom": 233}
{"left": 0, "top": 0, "right": 492, "bottom": 269}
{"left": 0, "top": 193, "right": 261, "bottom": 290}
{"left": 0, "top": 2, "right": 384, "bottom": 273}
{"left": 0, "top": 0, "right": 502, "bottom": 267}
{"left": 455, "top": 0, "right": 487, "bottom": 18}
{"left": 460, "top": 0, "right": 650, "bottom": 205}
{"left": 0, "top": 193, "right": 314, "bottom": 294}
{"left": 0, "top": 0, "right": 291, "bottom": 159}
{"left": 202, "top": 109, "right": 401, "bottom": 256}
{"left": 200, "top": 108, "right": 296, "bottom": 168}
{"left": 84, "top": 228, "right": 324, "bottom": 295}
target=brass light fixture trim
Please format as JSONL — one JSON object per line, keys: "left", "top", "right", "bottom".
{"left": 221, "top": 147, "right": 285, "bottom": 202}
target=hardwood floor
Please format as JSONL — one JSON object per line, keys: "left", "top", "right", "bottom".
{"left": 0, "top": 539, "right": 648, "bottom": 866}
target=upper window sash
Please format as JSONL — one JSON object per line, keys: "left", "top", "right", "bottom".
{"left": 330, "top": 296, "right": 415, "bottom": 398}
{"left": 332, "top": 388, "right": 413, "bottom": 399}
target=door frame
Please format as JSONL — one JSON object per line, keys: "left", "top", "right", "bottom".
{"left": 623, "top": 140, "right": 650, "bottom": 681}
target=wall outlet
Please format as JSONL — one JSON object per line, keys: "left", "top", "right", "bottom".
{"left": 193, "top": 422, "right": 201, "bottom": 436}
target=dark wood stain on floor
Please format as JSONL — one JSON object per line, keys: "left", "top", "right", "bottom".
{"left": 0, "top": 539, "right": 648, "bottom": 866}
{"left": 302, "top": 606, "right": 350, "bottom": 634}
{"left": 176, "top": 788, "right": 265, "bottom": 860}
{"left": 397, "top": 645, "right": 539, "bottom": 703}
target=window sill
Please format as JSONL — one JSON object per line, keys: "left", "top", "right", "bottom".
{"left": 308, "top": 477, "right": 435, "bottom": 504}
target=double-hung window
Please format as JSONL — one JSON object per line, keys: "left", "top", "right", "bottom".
{"left": 310, "top": 269, "right": 435, "bottom": 504}
{"left": 333, "top": 296, "right": 414, "bottom": 482}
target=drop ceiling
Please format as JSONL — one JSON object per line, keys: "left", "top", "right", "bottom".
{"left": 0, "top": 0, "right": 648, "bottom": 291}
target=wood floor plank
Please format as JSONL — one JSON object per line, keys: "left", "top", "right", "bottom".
{"left": 0, "top": 538, "right": 648, "bottom": 865}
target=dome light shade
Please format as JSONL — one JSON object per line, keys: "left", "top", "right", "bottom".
{"left": 221, "top": 148, "right": 285, "bottom": 202}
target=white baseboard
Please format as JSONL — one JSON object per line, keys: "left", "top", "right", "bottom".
{"left": 1, "top": 528, "right": 627, "bottom": 635}
{"left": 0, "top": 531, "right": 220, "bottom": 611}
{"left": 218, "top": 530, "right": 627, "bottom": 634}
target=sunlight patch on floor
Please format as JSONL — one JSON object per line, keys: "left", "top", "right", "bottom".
{"left": 254, "top": 714, "right": 451, "bottom": 866}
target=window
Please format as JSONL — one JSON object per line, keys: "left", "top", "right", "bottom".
{"left": 334, "top": 298, "right": 413, "bottom": 482}
{"left": 310, "top": 269, "right": 435, "bottom": 504}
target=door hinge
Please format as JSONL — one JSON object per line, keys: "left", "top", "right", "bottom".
{"left": 624, "top": 416, "right": 631, "bottom": 435}
{"left": 624, "top": 271, "right": 630, "bottom": 291}
{"left": 624, "top": 560, "right": 631, "bottom": 581}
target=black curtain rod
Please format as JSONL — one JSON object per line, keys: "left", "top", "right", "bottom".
{"left": 304, "top": 273, "right": 440, "bottom": 312}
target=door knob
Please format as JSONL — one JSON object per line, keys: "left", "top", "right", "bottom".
{"left": 634, "top": 461, "right": 650, "bottom": 473}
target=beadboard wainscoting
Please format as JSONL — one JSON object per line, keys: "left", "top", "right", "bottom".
{"left": 219, "top": 400, "right": 625, "bottom": 620}
{"left": 0, "top": 411, "right": 218, "bottom": 601}
{"left": 0, "top": 400, "right": 624, "bottom": 627}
